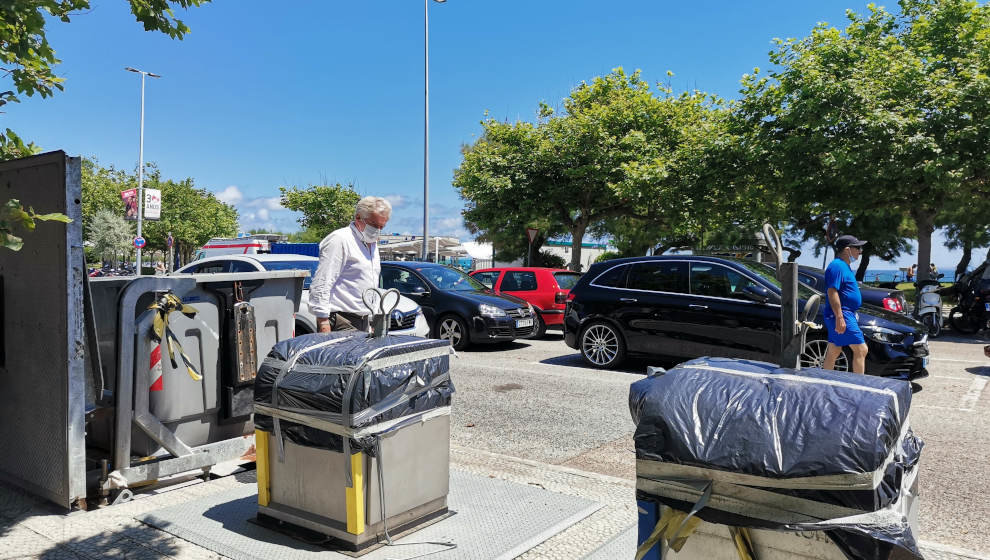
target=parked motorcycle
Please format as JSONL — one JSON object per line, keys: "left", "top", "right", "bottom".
{"left": 914, "top": 275, "right": 945, "bottom": 337}
{"left": 948, "top": 260, "right": 990, "bottom": 335}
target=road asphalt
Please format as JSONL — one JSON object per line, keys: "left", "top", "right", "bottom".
{"left": 448, "top": 330, "right": 990, "bottom": 555}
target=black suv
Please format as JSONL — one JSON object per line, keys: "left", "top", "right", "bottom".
{"left": 563, "top": 256, "right": 929, "bottom": 380}
{"left": 381, "top": 262, "right": 536, "bottom": 350}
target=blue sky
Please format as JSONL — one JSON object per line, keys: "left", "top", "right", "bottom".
{"left": 6, "top": 0, "right": 972, "bottom": 270}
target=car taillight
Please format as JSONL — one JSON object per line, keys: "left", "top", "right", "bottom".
{"left": 883, "top": 297, "right": 902, "bottom": 312}
{"left": 555, "top": 291, "right": 567, "bottom": 304}
{"left": 566, "top": 292, "right": 577, "bottom": 303}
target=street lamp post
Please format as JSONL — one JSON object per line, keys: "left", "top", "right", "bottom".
{"left": 423, "top": 0, "right": 446, "bottom": 261}
{"left": 125, "top": 66, "right": 161, "bottom": 276}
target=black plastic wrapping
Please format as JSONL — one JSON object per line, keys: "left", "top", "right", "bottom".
{"left": 254, "top": 332, "right": 453, "bottom": 454}
{"left": 630, "top": 357, "right": 912, "bottom": 478}
{"left": 631, "top": 357, "right": 923, "bottom": 560}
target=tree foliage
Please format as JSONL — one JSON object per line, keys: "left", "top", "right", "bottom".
{"left": 81, "top": 158, "right": 237, "bottom": 264}
{"left": 279, "top": 184, "right": 361, "bottom": 240}
{"left": 739, "top": 0, "right": 990, "bottom": 281}
{"left": 0, "top": 0, "right": 208, "bottom": 160}
{"left": 0, "top": 198, "right": 71, "bottom": 250}
{"left": 455, "top": 68, "right": 742, "bottom": 270}
{"left": 86, "top": 208, "right": 133, "bottom": 262}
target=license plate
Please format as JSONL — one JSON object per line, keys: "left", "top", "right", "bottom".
{"left": 922, "top": 357, "right": 929, "bottom": 369}
{"left": 516, "top": 318, "right": 533, "bottom": 328}
{"left": 985, "top": 303, "right": 990, "bottom": 311}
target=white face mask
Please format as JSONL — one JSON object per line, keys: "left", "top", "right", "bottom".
{"left": 361, "top": 224, "right": 381, "bottom": 244}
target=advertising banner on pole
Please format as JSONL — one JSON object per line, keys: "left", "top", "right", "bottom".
{"left": 144, "top": 188, "right": 162, "bottom": 220}
{"left": 121, "top": 188, "right": 138, "bottom": 220}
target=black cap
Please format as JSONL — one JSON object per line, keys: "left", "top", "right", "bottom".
{"left": 834, "top": 235, "right": 867, "bottom": 252}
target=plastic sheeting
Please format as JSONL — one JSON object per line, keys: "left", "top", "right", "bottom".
{"left": 631, "top": 357, "right": 923, "bottom": 560}
{"left": 254, "top": 332, "right": 453, "bottom": 453}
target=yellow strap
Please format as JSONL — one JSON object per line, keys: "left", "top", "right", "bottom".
{"left": 148, "top": 293, "right": 203, "bottom": 381}
{"left": 635, "top": 508, "right": 702, "bottom": 560}
{"left": 729, "top": 527, "right": 757, "bottom": 560}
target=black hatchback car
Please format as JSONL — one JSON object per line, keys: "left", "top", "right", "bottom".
{"left": 381, "top": 262, "right": 536, "bottom": 350}
{"left": 563, "top": 256, "right": 929, "bottom": 380}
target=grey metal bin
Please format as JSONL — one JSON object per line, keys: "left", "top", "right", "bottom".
{"left": 254, "top": 332, "right": 454, "bottom": 550}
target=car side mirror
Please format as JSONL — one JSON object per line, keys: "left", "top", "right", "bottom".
{"left": 404, "top": 285, "right": 429, "bottom": 297}
{"left": 742, "top": 284, "right": 771, "bottom": 303}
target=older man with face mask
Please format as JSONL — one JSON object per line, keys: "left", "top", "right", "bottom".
{"left": 823, "top": 234, "right": 869, "bottom": 373}
{"left": 308, "top": 196, "right": 391, "bottom": 333}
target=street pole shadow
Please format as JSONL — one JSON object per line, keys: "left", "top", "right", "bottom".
{"left": 539, "top": 353, "right": 680, "bottom": 375}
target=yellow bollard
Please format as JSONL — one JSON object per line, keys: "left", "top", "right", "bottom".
{"left": 345, "top": 452, "right": 365, "bottom": 535}
{"left": 255, "top": 430, "right": 270, "bottom": 507}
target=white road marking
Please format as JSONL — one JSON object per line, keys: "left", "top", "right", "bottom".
{"left": 959, "top": 377, "right": 989, "bottom": 411}
{"left": 929, "top": 357, "right": 987, "bottom": 364}
{"left": 914, "top": 405, "right": 975, "bottom": 412}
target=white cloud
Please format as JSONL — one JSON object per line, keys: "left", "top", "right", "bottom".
{"left": 383, "top": 194, "right": 406, "bottom": 210}
{"left": 257, "top": 208, "right": 270, "bottom": 221}
{"left": 215, "top": 185, "right": 243, "bottom": 205}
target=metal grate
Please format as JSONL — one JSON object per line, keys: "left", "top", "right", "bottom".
{"left": 390, "top": 312, "right": 418, "bottom": 330}
{"left": 506, "top": 308, "right": 531, "bottom": 318}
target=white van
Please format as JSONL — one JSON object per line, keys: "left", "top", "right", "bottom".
{"left": 192, "top": 237, "right": 271, "bottom": 261}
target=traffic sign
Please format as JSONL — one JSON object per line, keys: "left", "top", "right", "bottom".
{"left": 133, "top": 236, "right": 146, "bottom": 249}
{"left": 166, "top": 233, "right": 174, "bottom": 248}
{"left": 526, "top": 228, "right": 539, "bottom": 243}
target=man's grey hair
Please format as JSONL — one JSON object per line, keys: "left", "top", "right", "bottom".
{"left": 355, "top": 196, "right": 392, "bottom": 219}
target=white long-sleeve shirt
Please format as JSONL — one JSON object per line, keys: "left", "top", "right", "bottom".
{"left": 308, "top": 223, "right": 381, "bottom": 317}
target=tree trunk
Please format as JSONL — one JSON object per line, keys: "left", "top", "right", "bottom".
{"left": 955, "top": 240, "right": 973, "bottom": 279}
{"left": 855, "top": 251, "right": 870, "bottom": 282}
{"left": 913, "top": 210, "right": 937, "bottom": 282}
{"left": 568, "top": 223, "right": 587, "bottom": 272}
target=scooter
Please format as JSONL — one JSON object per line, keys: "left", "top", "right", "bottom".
{"left": 948, "top": 260, "right": 990, "bottom": 335}
{"left": 914, "top": 274, "right": 945, "bottom": 337}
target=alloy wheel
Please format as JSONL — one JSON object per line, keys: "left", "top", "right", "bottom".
{"left": 581, "top": 324, "right": 619, "bottom": 366}
{"left": 439, "top": 318, "right": 463, "bottom": 347}
{"left": 800, "top": 339, "right": 849, "bottom": 372}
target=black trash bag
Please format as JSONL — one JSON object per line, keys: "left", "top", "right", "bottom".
{"left": 630, "top": 357, "right": 911, "bottom": 478}
{"left": 254, "top": 331, "right": 453, "bottom": 454}
{"left": 631, "top": 357, "right": 922, "bottom": 560}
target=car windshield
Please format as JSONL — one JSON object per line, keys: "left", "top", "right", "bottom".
{"left": 739, "top": 260, "right": 820, "bottom": 300}
{"left": 261, "top": 260, "right": 319, "bottom": 289}
{"left": 553, "top": 272, "right": 582, "bottom": 290}
{"left": 417, "top": 266, "right": 487, "bottom": 291}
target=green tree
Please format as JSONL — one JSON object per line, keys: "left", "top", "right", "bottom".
{"left": 1, "top": 0, "right": 209, "bottom": 160}
{"left": 141, "top": 168, "right": 239, "bottom": 264}
{"left": 0, "top": 198, "right": 71, "bottom": 250}
{"left": 86, "top": 208, "right": 133, "bottom": 263}
{"left": 79, "top": 159, "right": 237, "bottom": 265}
{"left": 455, "top": 69, "right": 740, "bottom": 270}
{"left": 739, "top": 0, "right": 990, "bottom": 281}
{"left": 279, "top": 184, "right": 361, "bottom": 240}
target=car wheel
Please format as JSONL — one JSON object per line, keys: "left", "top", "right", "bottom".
{"left": 948, "top": 307, "right": 981, "bottom": 334}
{"left": 579, "top": 321, "right": 626, "bottom": 369}
{"left": 435, "top": 314, "right": 469, "bottom": 351}
{"left": 534, "top": 315, "right": 547, "bottom": 338}
{"left": 800, "top": 338, "right": 850, "bottom": 372}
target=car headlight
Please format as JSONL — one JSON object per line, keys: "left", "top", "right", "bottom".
{"left": 863, "top": 325, "right": 906, "bottom": 344}
{"left": 479, "top": 304, "right": 506, "bottom": 317}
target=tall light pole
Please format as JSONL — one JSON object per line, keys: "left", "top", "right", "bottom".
{"left": 423, "top": 0, "right": 446, "bottom": 261}
{"left": 125, "top": 66, "right": 161, "bottom": 276}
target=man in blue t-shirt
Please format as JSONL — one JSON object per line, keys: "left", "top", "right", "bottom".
{"left": 823, "top": 235, "right": 868, "bottom": 373}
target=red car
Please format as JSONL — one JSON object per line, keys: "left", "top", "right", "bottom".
{"left": 470, "top": 267, "right": 582, "bottom": 337}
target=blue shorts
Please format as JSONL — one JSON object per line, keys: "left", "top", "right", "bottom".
{"left": 824, "top": 312, "right": 865, "bottom": 346}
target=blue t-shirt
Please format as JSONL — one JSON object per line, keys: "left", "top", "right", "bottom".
{"left": 823, "top": 258, "right": 862, "bottom": 319}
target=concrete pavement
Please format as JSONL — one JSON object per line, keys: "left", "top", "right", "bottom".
{"left": 1, "top": 332, "right": 988, "bottom": 559}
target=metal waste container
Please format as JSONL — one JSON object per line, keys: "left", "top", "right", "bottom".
{"left": 631, "top": 357, "right": 923, "bottom": 560}
{"left": 254, "top": 331, "right": 454, "bottom": 550}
